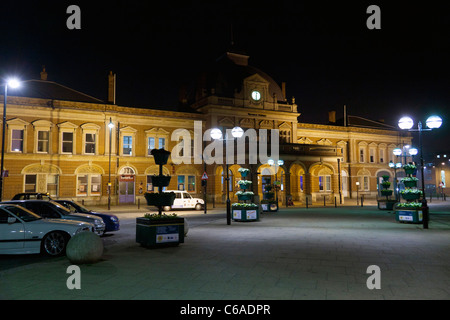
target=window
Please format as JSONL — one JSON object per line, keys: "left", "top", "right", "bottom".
{"left": 369, "top": 149, "right": 375, "bottom": 163}
{"left": 359, "top": 176, "right": 370, "bottom": 191}
{"left": 123, "top": 136, "right": 132, "bottom": 155}
{"left": 319, "top": 176, "right": 331, "bottom": 192}
{"left": 11, "top": 129, "right": 24, "bottom": 152}
{"left": 25, "top": 175, "right": 37, "bottom": 192}
{"left": 77, "top": 174, "right": 101, "bottom": 196}
{"left": 159, "top": 138, "right": 166, "bottom": 150}
{"left": 177, "top": 175, "right": 196, "bottom": 192}
{"left": 300, "top": 175, "right": 304, "bottom": 192}
{"left": 37, "top": 131, "right": 49, "bottom": 153}
{"left": 85, "top": 133, "right": 96, "bottom": 154}
{"left": 177, "top": 176, "right": 185, "bottom": 191}
{"left": 359, "top": 148, "right": 365, "bottom": 163}
{"left": 148, "top": 137, "right": 155, "bottom": 155}
{"left": 62, "top": 132, "right": 73, "bottom": 153}
{"left": 47, "top": 175, "right": 59, "bottom": 197}
{"left": 379, "top": 149, "right": 385, "bottom": 163}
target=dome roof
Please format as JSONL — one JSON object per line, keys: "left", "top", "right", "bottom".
{"left": 194, "top": 51, "right": 285, "bottom": 102}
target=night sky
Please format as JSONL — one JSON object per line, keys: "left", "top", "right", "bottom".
{"left": 1, "top": 1, "right": 449, "bottom": 154}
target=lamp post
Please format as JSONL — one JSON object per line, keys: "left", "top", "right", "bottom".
{"left": 356, "top": 181, "right": 360, "bottom": 205}
{"left": 107, "top": 118, "right": 114, "bottom": 210}
{"left": 210, "top": 126, "right": 243, "bottom": 225}
{"left": 0, "top": 78, "right": 21, "bottom": 201}
{"left": 398, "top": 115, "right": 443, "bottom": 229}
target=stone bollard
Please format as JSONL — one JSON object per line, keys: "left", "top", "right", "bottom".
{"left": 66, "top": 231, "right": 104, "bottom": 264}
{"left": 184, "top": 218, "right": 189, "bottom": 237}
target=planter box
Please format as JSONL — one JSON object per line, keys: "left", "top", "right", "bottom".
{"left": 395, "top": 209, "right": 423, "bottom": 224}
{"left": 144, "top": 192, "right": 176, "bottom": 207}
{"left": 231, "top": 207, "right": 259, "bottom": 222}
{"left": 377, "top": 199, "right": 397, "bottom": 210}
{"left": 380, "top": 190, "right": 393, "bottom": 197}
{"left": 238, "top": 184, "right": 251, "bottom": 190}
{"left": 404, "top": 168, "right": 417, "bottom": 175}
{"left": 136, "top": 217, "right": 185, "bottom": 247}
{"left": 239, "top": 170, "right": 250, "bottom": 178}
{"left": 261, "top": 202, "right": 278, "bottom": 212}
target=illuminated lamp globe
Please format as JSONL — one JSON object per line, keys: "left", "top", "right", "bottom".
{"left": 7, "top": 78, "right": 20, "bottom": 89}
{"left": 393, "top": 148, "right": 402, "bottom": 156}
{"left": 409, "top": 148, "right": 418, "bottom": 156}
{"left": 267, "top": 159, "right": 275, "bottom": 166}
{"left": 231, "top": 127, "right": 244, "bottom": 138}
{"left": 210, "top": 128, "right": 222, "bottom": 140}
{"left": 398, "top": 116, "right": 414, "bottom": 130}
{"left": 426, "top": 115, "right": 442, "bottom": 129}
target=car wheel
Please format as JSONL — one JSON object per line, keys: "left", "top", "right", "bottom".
{"left": 163, "top": 206, "right": 171, "bottom": 211}
{"left": 41, "top": 231, "right": 68, "bottom": 256}
{"left": 195, "top": 203, "right": 202, "bottom": 210}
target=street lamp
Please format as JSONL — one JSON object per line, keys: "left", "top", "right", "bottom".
{"left": 107, "top": 118, "right": 114, "bottom": 210}
{"left": 210, "top": 126, "right": 243, "bottom": 225}
{"left": 0, "top": 78, "right": 21, "bottom": 201}
{"left": 398, "top": 115, "right": 443, "bottom": 229}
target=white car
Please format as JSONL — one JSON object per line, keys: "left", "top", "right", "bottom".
{"left": 0, "top": 204, "right": 94, "bottom": 256}
{"left": 163, "top": 190, "right": 204, "bottom": 211}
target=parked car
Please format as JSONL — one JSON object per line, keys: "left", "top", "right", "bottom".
{"left": 162, "top": 190, "right": 204, "bottom": 211}
{"left": 0, "top": 204, "right": 94, "bottom": 256}
{"left": 0, "top": 200, "right": 105, "bottom": 236}
{"left": 11, "top": 192, "right": 52, "bottom": 200}
{"left": 54, "top": 200, "right": 120, "bottom": 234}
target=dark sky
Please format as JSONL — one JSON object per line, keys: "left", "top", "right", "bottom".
{"left": 1, "top": 0, "right": 450, "bottom": 154}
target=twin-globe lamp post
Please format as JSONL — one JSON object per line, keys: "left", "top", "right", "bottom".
{"left": 268, "top": 158, "right": 284, "bottom": 208}
{"left": 107, "top": 118, "right": 115, "bottom": 210}
{"left": 398, "top": 115, "right": 443, "bottom": 229}
{"left": 1, "top": 78, "right": 21, "bottom": 201}
{"left": 210, "top": 126, "right": 244, "bottom": 225}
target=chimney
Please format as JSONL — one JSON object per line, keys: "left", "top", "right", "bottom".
{"left": 40, "top": 66, "right": 48, "bottom": 81}
{"left": 108, "top": 71, "right": 116, "bottom": 104}
{"left": 328, "top": 110, "right": 336, "bottom": 123}
{"left": 281, "top": 82, "right": 286, "bottom": 101}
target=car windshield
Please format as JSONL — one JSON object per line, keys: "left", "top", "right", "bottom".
{"left": 65, "top": 201, "right": 90, "bottom": 213}
{"left": 48, "top": 200, "right": 72, "bottom": 215}
{"left": 3, "top": 205, "right": 41, "bottom": 222}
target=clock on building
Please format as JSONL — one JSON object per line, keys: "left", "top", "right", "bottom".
{"left": 251, "top": 90, "right": 261, "bottom": 101}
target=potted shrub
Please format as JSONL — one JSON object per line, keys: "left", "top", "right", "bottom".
{"left": 237, "top": 167, "right": 250, "bottom": 178}
{"left": 144, "top": 191, "right": 176, "bottom": 207}
{"left": 381, "top": 189, "right": 393, "bottom": 197}
{"left": 403, "top": 163, "right": 417, "bottom": 175}
{"left": 377, "top": 175, "right": 397, "bottom": 210}
{"left": 237, "top": 180, "right": 252, "bottom": 190}
{"left": 235, "top": 191, "right": 254, "bottom": 201}
{"left": 401, "top": 176, "right": 418, "bottom": 188}
{"left": 400, "top": 189, "right": 422, "bottom": 201}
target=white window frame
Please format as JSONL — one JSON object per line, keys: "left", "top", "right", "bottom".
{"left": 81, "top": 123, "right": 100, "bottom": 155}
{"left": 146, "top": 128, "right": 169, "bottom": 157}
{"left": 319, "top": 175, "right": 332, "bottom": 192}
{"left": 77, "top": 174, "right": 102, "bottom": 197}
{"left": 7, "top": 118, "right": 29, "bottom": 154}
{"left": 58, "top": 122, "right": 78, "bottom": 155}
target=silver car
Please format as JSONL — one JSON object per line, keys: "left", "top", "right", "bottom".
{"left": 0, "top": 200, "right": 105, "bottom": 235}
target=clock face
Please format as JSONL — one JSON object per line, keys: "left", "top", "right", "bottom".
{"left": 251, "top": 90, "right": 261, "bottom": 101}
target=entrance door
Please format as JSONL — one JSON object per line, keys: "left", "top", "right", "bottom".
{"left": 119, "top": 175, "right": 135, "bottom": 203}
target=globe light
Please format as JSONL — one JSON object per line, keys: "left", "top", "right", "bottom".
{"left": 267, "top": 159, "right": 275, "bottom": 166}
{"left": 409, "top": 148, "right": 418, "bottom": 156}
{"left": 7, "top": 78, "right": 20, "bottom": 89}
{"left": 231, "top": 126, "right": 244, "bottom": 138}
{"left": 396, "top": 162, "right": 402, "bottom": 169}
{"left": 398, "top": 116, "right": 414, "bottom": 130}
{"left": 210, "top": 128, "right": 222, "bottom": 140}
{"left": 108, "top": 121, "right": 114, "bottom": 129}
{"left": 393, "top": 148, "right": 402, "bottom": 156}
{"left": 389, "top": 161, "right": 395, "bottom": 168}
{"left": 278, "top": 159, "right": 284, "bottom": 166}
{"left": 426, "top": 115, "right": 442, "bottom": 129}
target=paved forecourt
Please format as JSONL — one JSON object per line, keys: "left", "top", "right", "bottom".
{"left": 1, "top": 202, "right": 450, "bottom": 300}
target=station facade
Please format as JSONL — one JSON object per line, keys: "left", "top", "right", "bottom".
{"left": 0, "top": 52, "right": 412, "bottom": 205}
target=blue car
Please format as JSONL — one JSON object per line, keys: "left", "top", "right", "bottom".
{"left": 54, "top": 200, "right": 120, "bottom": 234}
